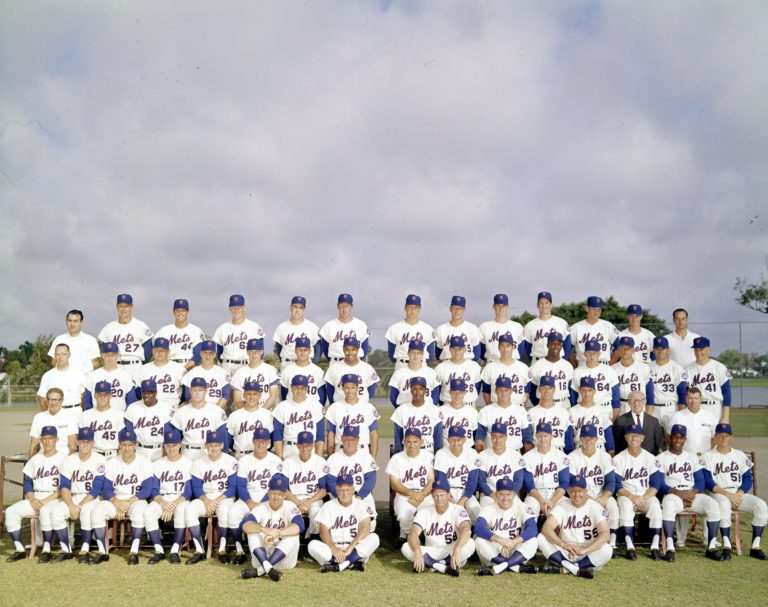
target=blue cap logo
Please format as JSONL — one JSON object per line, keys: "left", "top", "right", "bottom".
{"left": 670, "top": 424, "right": 687, "bottom": 436}
{"left": 579, "top": 377, "right": 596, "bottom": 389}
{"left": 537, "top": 291, "right": 553, "bottom": 303}
{"left": 268, "top": 473, "right": 289, "bottom": 491}
{"left": 342, "top": 425, "right": 360, "bottom": 438}
{"left": 584, "top": 340, "right": 601, "bottom": 352}
{"left": 450, "top": 295, "right": 466, "bottom": 308}
{"left": 190, "top": 377, "right": 208, "bottom": 388}
{"left": 539, "top": 375, "right": 556, "bottom": 388}
{"left": 95, "top": 381, "right": 112, "bottom": 394}
{"left": 491, "top": 422, "right": 508, "bottom": 435}
{"left": 431, "top": 475, "right": 451, "bottom": 492}
{"left": 163, "top": 429, "right": 182, "bottom": 444}
{"left": 297, "top": 431, "right": 314, "bottom": 445}
{"left": 294, "top": 336, "right": 311, "bottom": 349}
{"left": 569, "top": 475, "right": 587, "bottom": 489}
{"left": 448, "top": 335, "right": 466, "bottom": 348}
{"left": 206, "top": 430, "right": 224, "bottom": 444}
{"left": 117, "top": 293, "right": 133, "bottom": 305}
{"left": 547, "top": 332, "right": 563, "bottom": 343}
{"left": 229, "top": 294, "right": 245, "bottom": 307}
{"left": 101, "top": 342, "right": 119, "bottom": 354}
{"left": 653, "top": 336, "right": 669, "bottom": 349}
{"left": 252, "top": 427, "right": 271, "bottom": 441}
{"left": 449, "top": 378, "right": 467, "bottom": 392}
{"left": 626, "top": 304, "right": 643, "bottom": 315}
{"left": 495, "top": 376, "right": 512, "bottom": 389}
{"left": 343, "top": 336, "right": 360, "bottom": 348}
{"left": 153, "top": 337, "right": 170, "bottom": 349}
{"left": 626, "top": 423, "right": 643, "bottom": 435}
{"left": 246, "top": 338, "right": 264, "bottom": 351}
{"left": 408, "top": 339, "right": 425, "bottom": 351}
{"left": 405, "top": 294, "right": 421, "bottom": 306}
{"left": 200, "top": 340, "right": 217, "bottom": 352}
{"left": 41, "top": 425, "right": 58, "bottom": 437}
{"left": 497, "top": 333, "right": 515, "bottom": 345}
{"left": 493, "top": 293, "right": 509, "bottom": 305}
{"left": 337, "top": 293, "right": 354, "bottom": 305}
{"left": 291, "top": 375, "right": 309, "bottom": 387}
{"left": 579, "top": 424, "right": 598, "bottom": 438}
{"left": 243, "top": 380, "right": 262, "bottom": 392}
{"left": 141, "top": 379, "right": 157, "bottom": 392}
{"left": 118, "top": 428, "right": 137, "bottom": 443}
{"left": 173, "top": 299, "right": 189, "bottom": 310}
{"left": 692, "top": 337, "right": 711, "bottom": 349}
{"left": 404, "top": 427, "right": 423, "bottom": 438}
{"left": 536, "top": 422, "right": 553, "bottom": 434}
{"left": 336, "top": 473, "right": 355, "bottom": 486}
{"left": 586, "top": 296, "right": 604, "bottom": 308}
{"left": 448, "top": 425, "right": 466, "bottom": 438}
{"left": 341, "top": 374, "right": 360, "bottom": 385}
{"left": 409, "top": 376, "right": 427, "bottom": 388}
{"left": 496, "top": 477, "right": 515, "bottom": 492}
{"left": 291, "top": 296, "right": 306, "bottom": 306}
{"left": 715, "top": 423, "right": 733, "bottom": 435}
{"left": 619, "top": 336, "right": 635, "bottom": 348}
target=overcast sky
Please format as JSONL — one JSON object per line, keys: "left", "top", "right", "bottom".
{"left": 1, "top": 0, "right": 767, "bottom": 354}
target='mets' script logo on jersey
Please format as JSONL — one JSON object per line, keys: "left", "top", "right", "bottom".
{"left": 563, "top": 514, "right": 594, "bottom": 530}
{"left": 339, "top": 463, "right": 363, "bottom": 477}
{"left": 653, "top": 371, "right": 673, "bottom": 384}
{"left": 290, "top": 470, "right": 316, "bottom": 486}
{"left": 426, "top": 521, "right": 456, "bottom": 539}
{"left": 575, "top": 463, "right": 604, "bottom": 480}
{"left": 404, "top": 414, "right": 433, "bottom": 430}
{"left": 490, "top": 517, "right": 520, "bottom": 535}
{"left": 159, "top": 470, "right": 185, "bottom": 483}
{"left": 113, "top": 334, "right": 137, "bottom": 346}
{"left": 134, "top": 415, "right": 162, "bottom": 429}
{"left": 489, "top": 331, "right": 516, "bottom": 345}
{"left": 331, "top": 514, "right": 358, "bottom": 531}
{"left": 202, "top": 469, "right": 228, "bottom": 484}
{"left": 692, "top": 372, "right": 715, "bottom": 385}
{"left": 622, "top": 466, "right": 648, "bottom": 481}
{"left": 446, "top": 464, "right": 469, "bottom": 481}
{"left": 148, "top": 373, "right": 173, "bottom": 385}
{"left": 534, "top": 461, "right": 558, "bottom": 477}
{"left": 402, "top": 465, "right": 428, "bottom": 483}
{"left": 72, "top": 469, "right": 96, "bottom": 483}
{"left": 533, "top": 328, "right": 557, "bottom": 341}
{"left": 169, "top": 334, "right": 192, "bottom": 346}
{"left": 285, "top": 332, "right": 310, "bottom": 345}
{"left": 487, "top": 463, "right": 515, "bottom": 478}
{"left": 339, "top": 413, "right": 365, "bottom": 429}
{"left": 333, "top": 330, "right": 360, "bottom": 343}
{"left": 114, "top": 472, "right": 139, "bottom": 486}
{"left": 546, "top": 370, "right": 569, "bottom": 381}
{"left": 714, "top": 461, "right": 739, "bottom": 476}
{"left": 184, "top": 418, "right": 210, "bottom": 432}
{"left": 286, "top": 410, "right": 315, "bottom": 426}
{"left": 667, "top": 461, "right": 692, "bottom": 475}
{"left": 89, "top": 419, "right": 115, "bottom": 432}
{"left": 265, "top": 518, "right": 287, "bottom": 530}
{"left": 34, "top": 465, "right": 60, "bottom": 480}
{"left": 578, "top": 333, "right": 605, "bottom": 345}
{"left": 236, "top": 420, "right": 265, "bottom": 435}
{"left": 399, "top": 331, "right": 425, "bottom": 345}
{"left": 222, "top": 331, "right": 248, "bottom": 347}
{"left": 246, "top": 469, "right": 273, "bottom": 483}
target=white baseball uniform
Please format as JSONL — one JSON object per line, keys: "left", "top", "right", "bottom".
{"left": 480, "top": 359, "right": 530, "bottom": 404}
{"left": 5, "top": 450, "right": 67, "bottom": 534}
{"left": 391, "top": 404, "right": 442, "bottom": 452}
{"left": 615, "top": 328, "right": 655, "bottom": 363}
{"left": 571, "top": 364, "right": 620, "bottom": 422}
{"left": 78, "top": 407, "right": 124, "bottom": 456}
{"left": 433, "top": 447, "right": 482, "bottom": 504}
{"left": 154, "top": 322, "right": 206, "bottom": 365}
{"left": 612, "top": 359, "right": 652, "bottom": 414}
{"left": 386, "top": 450, "right": 435, "bottom": 536}
{"left": 171, "top": 404, "right": 228, "bottom": 459}
{"left": 124, "top": 402, "right": 174, "bottom": 461}
{"left": 308, "top": 498, "right": 379, "bottom": 565}
{"left": 435, "top": 321, "right": 481, "bottom": 361}
{"left": 686, "top": 360, "right": 732, "bottom": 422}
{"left": 401, "top": 503, "right": 476, "bottom": 567}
{"left": 613, "top": 449, "right": 663, "bottom": 528}
{"left": 528, "top": 357, "right": 574, "bottom": 407}
{"left": 522, "top": 447, "right": 570, "bottom": 518}
{"left": 435, "top": 359, "right": 482, "bottom": 406}
{"left": 325, "top": 401, "right": 380, "bottom": 450}
{"left": 527, "top": 405, "right": 574, "bottom": 452}
{"left": 324, "top": 360, "right": 379, "bottom": 402}
{"left": 385, "top": 320, "right": 436, "bottom": 366}
{"left": 182, "top": 364, "right": 231, "bottom": 407}
{"left": 319, "top": 317, "right": 370, "bottom": 363}
{"left": 479, "top": 319, "right": 524, "bottom": 362}
{"left": 30, "top": 409, "right": 78, "bottom": 455}
{"left": 231, "top": 361, "right": 280, "bottom": 406}
{"left": 213, "top": 319, "right": 266, "bottom": 374}
{"left": 52, "top": 452, "right": 106, "bottom": 534}
{"left": 570, "top": 319, "right": 619, "bottom": 365}
{"left": 144, "top": 455, "right": 193, "bottom": 538}
{"left": 98, "top": 318, "right": 154, "bottom": 381}
{"left": 388, "top": 364, "right": 439, "bottom": 407}
{"left": 93, "top": 454, "right": 153, "bottom": 530}
{"left": 568, "top": 447, "right": 619, "bottom": 529}
{"left": 522, "top": 316, "right": 570, "bottom": 361}
{"left": 140, "top": 361, "right": 186, "bottom": 410}
{"left": 327, "top": 449, "right": 379, "bottom": 515}
{"left": 537, "top": 500, "right": 613, "bottom": 571}
{"left": 226, "top": 406, "right": 274, "bottom": 458}
{"left": 84, "top": 366, "right": 136, "bottom": 412}
{"left": 438, "top": 405, "right": 478, "bottom": 446}
{"left": 475, "top": 498, "right": 539, "bottom": 567}
{"left": 272, "top": 318, "right": 321, "bottom": 367}
{"left": 279, "top": 362, "right": 326, "bottom": 402}
{"left": 476, "top": 403, "right": 532, "bottom": 451}
{"left": 227, "top": 452, "right": 283, "bottom": 530}
{"left": 271, "top": 397, "right": 325, "bottom": 458}
{"left": 186, "top": 453, "right": 238, "bottom": 544}
{"left": 246, "top": 500, "right": 303, "bottom": 570}
{"left": 658, "top": 450, "right": 720, "bottom": 527}
{"left": 282, "top": 452, "right": 330, "bottom": 534}
{"left": 569, "top": 405, "right": 612, "bottom": 451}
{"left": 648, "top": 359, "right": 687, "bottom": 428}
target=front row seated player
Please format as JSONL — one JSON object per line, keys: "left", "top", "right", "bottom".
{"left": 538, "top": 475, "right": 613, "bottom": 579}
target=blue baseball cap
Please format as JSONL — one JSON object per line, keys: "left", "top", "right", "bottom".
{"left": 294, "top": 336, "right": 311, "bottom": 349}
{"left": 579, "top": 377, "right": 596, "bottom": 389}
{"left": 190, "top": 377, "right": 207, "bottom": 388}
{"left": 537, "top": 291, "right": 552, "bottom": 303}
{"left": 547, "top": 332, "right": 564, "bottom": 343}
{"left": 494, "top": 294, "right": 509, "bottom": 305}
{"left": 405, "top": 294, "right": 421, "bottom": 306}
{"left": 569, "top": 475, "right": 587, "bottom": 489}
{"left": 153, "top": 337, "right": 170, "bottom": 350}
{"left": 163, "top": 429, "right": 182, "bottom": 444}
{"left": 450, "top": 295, "right": 466, "bottom": 308}
{"left": 77, "top": 427, "right": 94, "bottom": 441}
{"left": 206, "top": 429, "right": 224, "bottom": 444}
{"left": 337, "top": 293, "right": 353, "bottom": 305}
{"left": 341, "top": 374, "right": 360, "bottom": 385}
{"left": 336, "top": 473, "right": 355, "bottom": 487}
{"left": 535, "top": 422, "right": 552, "bottom": 434}
{"left": 653, "top": 336, "right": 669, "bottom": 349}
{"left": 246, "top": 338, "right": 264, "bottom": 351}
{"left": 229, "top": 294, "right": 245, "bottom": 307}
{"left": 448, "top": 425, "right": 466, "bottom": 438}
{"left": 626, "top": 423, "right": 643, "bottom": 435}
{"left": 448, "top": 335, "right": 466, "bottom": 348}
{"left": 291, "top": 296, "right": 306, "bottom": 306}
{"left": 101, "top": 342, "right": 119, "bottom": 354}
{"left": 291, "top": 375, "right": 309, "bottom": 387}
{"left": 41, "top": 425, "right": 58, "bottom": 437}
{"left": 243, "top": 380, "right": 262, "bottom": 392}
{"left": 117, "top": 293, "right": 133, "bottom": 305}
{"left": 404, "top": 427, "right": 422, "bottom": 438}
{"left": 140, "top": 379, "right": 157, "bottom": 392}
{"left": 297, "top": 431, "right": 314, "bottom": 445}
{"left": 626, "top": 304, "right": 643, "bottom": 315}
{"left": 431, "top": 476, "right": 451, "bottom": 492}
{"left": 491, "top": 422, "right": 508, "bottom": 435}
{"left": 173, "top": 298, "right": 189, "bottom": 310}
{"left": 410, "top": 376, "right": 427, "bottom": 388}
{"left": 94, "top": 381, "right": 112, "bottom": 394}
{"left": 200, "top": 340, "right": 217, "bottom": 352}
{"left": 268, "top": 473, "right": 289, "bottom": 491}
{"left": 343, "top": 336, "right": 360, "bottom": 348}
{"left": 496, "top": 477, "right": 516, "bottom": 492}
{"left": 498, "top": 333, "right": 515, "bottom": 345}
{"left": 449, "top": 378, "right": 467, "bottom": 391}
{"left": 341, "top": 425, "right": 360, "bottom": 439}
{"left": 618, "top": 336, "right": 635, "bottom": 348}
{"left": 715, "top": 423, "right": 733, "bottom": 435}
{"left": 586, "top": 296, "right": 604, "bottom": 308}
{"left": 495, "top": 376, "right": 512, "bottom": 389}
{"left": 670, "top": 424, "right": 687, "bottom": 436}
{"left": 408, "top": 339, "right": 425, "bottom": 351}
{"left": 580, "top": 425, "right": 597, "bottom": 438}
{"left": 118, "top": 428, "right": 137, "bottom": 443}
{"left": 252, "top": 427, "right": 271, "bottom": 441}
{"left": 539, "top": 375, "right": 556, "bottom": 388}
{"left": 692, "top": 337, "right": 711, "bottom": 349}
{"left": 584, "top": 340, "right": 601, "bottom": 352}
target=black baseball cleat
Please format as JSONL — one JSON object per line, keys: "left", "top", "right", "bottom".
{"left": 268, "top": 567, "right": 284, "bottom": 582}
{"left": 611, "top": 548, "right": 620, "bottom": 559}
{"left": 6, "top": 551, "right": 26, "bottom": 562}
{"left": 169, "top": 553, "right": 182, "bottom": 565}
{"left": 750, "top": 549, "right": 768, "bottom": 560}
{"left": 52, "top": 552, "right": 74, "bottom": 563}
{"left": 625, "top": 549, "right": 637, "bottom": 561}
{"left": 241, "top": 568, "right": 262, "bottom": 579}
{"left": 90, "top": 554, "right": 109, "bottom": 565}
{"left": 704, "top": 550, "right": 724, "bottom": 561}
{"left": 148, "top": 552, "right": 165, "bottom": 564}
{"left": 186, "top": 552, "right": 207, "bottom": 565}
{"left": 218, "top": 552, "right": 230, "bottom": 565}
{"left": 662, "top": 550, "right": 676, "bottom": 562}
{"left": 518, "top": 563, "right": 538, "bottom": 574}
{"left": 649, "top": 549, "right": 661, "bottom": 561}
{"left": 78, "top": 553, "right": 92, "bottom": 565}
{"left": 38, "top": 552, "right": 52, "bottom": 564}
{"left": 445, "top": 565, "right": 460, "bottom": 577}
{"left": 127, "top": 554, "right": 139, "bottom": 565}
{"left": 721, "top": 548, "right": 732, "bottom": 561}
{"left": 349, "top": 561, "right": 365, "bottom": 572}
{"left": 576, "top": 567, "right": 595, "bottom": 579}
{"left": 477, "top": 566, "right": 494, "bottom": 576}
{"left": 233, "top": 553, "right": 248, "bottom": 565}
{"left": 541, "top": 563, "right": 562, "bottom": 574}
{"left": 320, "top": 563, "right": 339, "bottom": 573}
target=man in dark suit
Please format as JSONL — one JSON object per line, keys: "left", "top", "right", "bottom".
{"left": 613, "top": 391, "right": 664, "bottom": 454}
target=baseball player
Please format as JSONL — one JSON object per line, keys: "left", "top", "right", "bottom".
{"left": 212, "top": 294, "right": 266, "bottom": 377}
{"left": 140, "top": 337, "right": 186, "bottom": 411}
{"left": 402, "top": 475, "right": 476, "bottom": 576}
{"left": 668, "top": 387, "right": 717, "bottom": 455}
{"left": 569, "top": 378, "right": 616, "bottom": 453}
{"left": 611, "top": 305, "right": 655, "bottom": 364}
{"left": 124, "top": 379, "right": 174, "bottom": 462}
{"left": 527, "top": 377, "right": 575, "bottom": 453}
{"left": 475, "top": 477, "right": 539, "bottom": 575}
{"left": 154, "top": 299, "right": 206, "bottom": 370}
{"left": 282, "top": 431, "right": 329, "bottom": 538}
{"left": 325, "top": 373, "right": 380, "bottom": 456}
{"left": 475, "top": 377, "right": 533, "bottom": 453}
{"left": 385, "top": 294, "right": 437, "bottom": 368}
{"left": 570, "top": 340, "right": 621, "bottom": 423}
{"left": 54, "top": 427, "right": 105, "bottom": 563}
{"left": 472, "top": 424, "right": 526, "bottom": 516}
{"left": 83, "top": 342, "right": 137, "bottom": 412}
{"left": 279, "top": 336, "right": 326, "bottom": 404}
{"left": 528, "top": 332, "right": 574, "bottom": 408}
{"left": 231, "top": 338, "right": 280, "bottom": 410}
{"left": 29, "top": 388, "right": 78, "bottom": 458}
{"left": 308, "top": 473, "right": 380, "bottom": 572}
{"left": 90, "top": 428, "right": 153, "bottom": 565}
{"left": 388, "top": 339, "right": 440, "bottom": 407}
{"left": 479, "top": 294, "right": 525, "bottom": 362}
{"left": 98, "top": 293, "right": 154, "bottom": 383}
{"left": 171, "top": 377, "right": 228, "bottom": 460}
{"left": 433, "top": 426, "right": 481, "bottom": 517}
{"left": 386, "top": 428, "right": 435, "bottom": 540}
{"left": 658, "top": 424, "right": 724, "bottom": 561}
{"left": 323, "top": 337, "right": 379, "bottom": 403}
{"left": 521, "top": 291, "right": 572, "bottom": 363}
{"left": 143, "top": 428, "right": 192, "bottom": 564}
{"left": 227, "top": 380, "right": 275, "bottom": 459}
{"left": 435, "top": 336, "right": 482, "bottom": 406}
{"left": 272, "top": 296, "right": 321, "bottom": 371}
{"left": 480, "top": 333, "right": 530, "bottom": 405}
{"left": 613, "top": 423, "right": 663, "bottom": 560}
{"left": 687, "top": 336, "right": 732, "bottom": 424}
{"left": 5, "top": 426, "right": 66, "bottom": 563}
{"left": 326, "top": 426, "right": 379, "bottom": 526}
{"left": 568, "top": 425, "right": 619, "bottom": 555}
{"left": 37, "top": 343, "right": 86, "bottom": 411}
{"left": 648, "top": 336, "right": 688, "bottom": 429}
{"left": 522, "top": 422, "right": 570, "bottom": 520}
{"left": 435, "top": 295, "right": 481, "bottom": 361}
{"left": 612, "top": 336, "right": 654, "bottom": 414}
{"left": 272, "top": 375, "right": 325, "bottom": 458}
{"left": 182, "top": 340, "right": 231, "bottom": 409}
{"left": 568, "top": 296, "right": 619, "bottom": 367}
{"left": 240, "top": 473, "right": 305, "bottom": 581}
{"left": 48, "top": 309, "right": 100, "bottom": 374}
{"left": 538, "top": 475, "right": 613, "bottom": 579}
{"left": 319, "top": 293, "right": 371, "bottom": 364}
{"left": 437, "top": 379, "right": 479, "bottom": 447}
{"left": 664, "top": 308, "right": 699, "bottom": 368}
{"left": 79, "top": 380, "right": 124, "bottom": 458}
{"left": 704, "top": 423, "right": 768, "bottom": 560}
{"left": 185, "top": 429, "right": 239, "bottom": 565}
{"left": 391, "top": 376, "right": 443, "bottom": 453}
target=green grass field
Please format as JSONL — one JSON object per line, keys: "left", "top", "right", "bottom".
{"left": 733, "top": 377, "right": 768, "bottom": 388}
